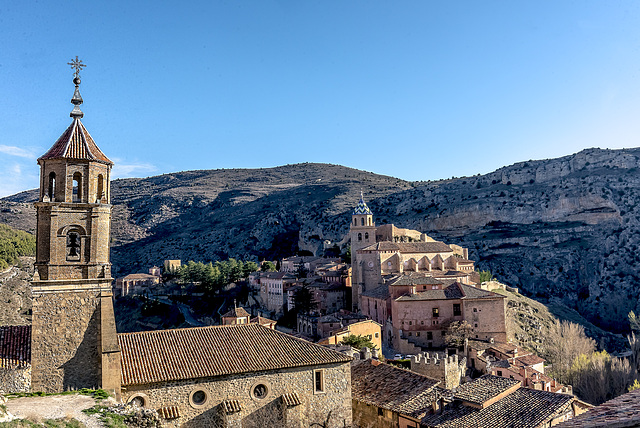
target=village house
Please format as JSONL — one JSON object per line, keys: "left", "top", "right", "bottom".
{"left": 259, "top": 271, "right": 297, "bottom": 314}
{"left": 0, "top": 326, "right": 31, "bottom": 393}
{"left": 297, "top": 310, "right": 368, "bottom": 341}
{"left": 115, "top": 269, "right": 161, "bottom": 297}
{"left": 288, "top": 277, "right": 348, "bottom": 314}
{"left": 318, "top": 319, "right": 383, "bottom": 351}
{"left": 279, "top": 256, "right": 340, "bottom": 274}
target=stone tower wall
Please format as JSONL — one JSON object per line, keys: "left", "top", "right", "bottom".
{"left": 410, "top": 352, "right": 466, "bottom": 389}
{"left": 30, "top": 287, "right": 104, "bottom": 392}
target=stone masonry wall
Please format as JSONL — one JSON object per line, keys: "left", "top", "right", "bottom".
{"left": 30, "top": 290, "right": 102, "bottom": 392}
{"left": 123, "top": 362, "right": 352, "bottom": 428}
{"left": 0, "top": 366, "right": 31, "bottom": 393}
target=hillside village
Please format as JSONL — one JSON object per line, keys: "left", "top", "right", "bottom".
{"left": 2, "top": 71, "right": 640, "bottom": 427}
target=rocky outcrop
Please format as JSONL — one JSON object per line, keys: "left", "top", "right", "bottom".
{"left": 2, "top": 149, "right": 640, "bottom": 332}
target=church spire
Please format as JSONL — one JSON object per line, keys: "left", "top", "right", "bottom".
{"left": 353, "top": 191, "right": 373, "bottom": 215}
{"left": 67, "top": 56, "right": 86, "bottom": 118}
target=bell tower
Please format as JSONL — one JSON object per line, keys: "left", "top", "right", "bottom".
{"left": 349, "top": 192, "right": 376, "bottom": 311}
{"left": 30, "top": 58, "right": 121, "bottom": 395}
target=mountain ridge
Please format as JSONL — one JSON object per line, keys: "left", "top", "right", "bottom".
{"left": 2, "top": 148, "right": 639, "bottom": 332}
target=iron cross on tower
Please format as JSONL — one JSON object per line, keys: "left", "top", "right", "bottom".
{"left": 67, "top": 56, "right": 86, "bottom": 79}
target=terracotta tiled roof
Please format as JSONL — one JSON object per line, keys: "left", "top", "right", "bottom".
{"left": 453, "top": 375, "right": 520, "bottom": 407}
{"left": 351, "top": 359, "right": 442, "bottom": 420}
{"left": 396, "top": 283, "right": 503, "bottom": 302}
{"left": 513, "top": 354, "right": 546, "bottom": 367}
{"left": 120, "top": 273, "right": 158, "bottom": 280}
{"left": 422, "top": 386, "right": 575, "bottom": 428}
{"left": 360, "top": 241, "right": 453, "bottom": 253}
{"left": 222, "top": 306, "right": 250, "bottom": 318}
{"left": 0, "top": 325, "right": 31, "bottom": 368}
{"left": 556, "top": 388, "right": 639, "bottom": 427}
{"left": 39, "top": 118, "right": 113, "bottom": 165}
{"left": 251, "top": 316, "right": 276, "bottom": 326}
{"left": 388, "top": 274, "right": 443, "bottom": 286}
{"left": 118, "top": 324, "right": 351, "bottom": 386}
{"left": 361, "top": 284, "right": 389, "bottom": 299}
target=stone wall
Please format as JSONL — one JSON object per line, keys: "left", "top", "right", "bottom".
{"left": 352, "top": 399, "right": 397, "bottom": 428}
{"left": 0, "top": 366, "right": 31, "bottom": 393}
{"left": 30, "top": 289, "right": 102, "bottom": 393}
{"left": 122, "top": 362, "right": 352, "bottom": 428}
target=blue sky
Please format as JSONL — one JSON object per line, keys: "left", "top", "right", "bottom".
{"left": 1, "top": 1, "right": 639, "bottom": 197}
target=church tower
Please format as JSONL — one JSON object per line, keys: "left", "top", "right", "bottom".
{"left": 30, "top": 58, "right": 121, "bottom": 395}
{"left": 350, "top": 192, "right": 376, "bottom": 311}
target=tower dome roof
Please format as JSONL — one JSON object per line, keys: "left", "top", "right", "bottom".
{"left": 38, "top": 118, "right": 113, "bottom": 165}
{"left": 353, "top": 192, "right": 372, "bottom": 215}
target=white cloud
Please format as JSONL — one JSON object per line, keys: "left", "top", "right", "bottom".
{"left": 110, "top": 160, "right": 158, "bottom": 179}
{"left": 0, "top": 161, "right": 38, "bottom": 198}
{"left": 0, "top": 145, "right": 34, "bottom": 159}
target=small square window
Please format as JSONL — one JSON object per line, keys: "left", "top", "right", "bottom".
{"left": 416, "top": 332, "right": 420, "bottom": 337}
{"left": 427, "top": 332, "right": 433, "bottom": 340}
{"left": 432, "top": 308, "right": 439, "bottom": 318}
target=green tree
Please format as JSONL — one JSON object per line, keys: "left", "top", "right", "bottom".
{"left": 340, "top": 334, "right": 376, "bottom": 350}
{"left": 477, "top": 269, "right": 494, "bottom": 283}
{"left": 443, "top": 320, "right": 473, "bottom": 348}
{"left": 261, "top": 261, "right": 276, "bottom": 272}
{"left": 0, "top": 223, "right": 36, "bottom": 270}
{"left": 293, "top": 286, "right": 316, "bottom": 314}
{"left": 242, "top": 261, "right": 259, "bottom": 278}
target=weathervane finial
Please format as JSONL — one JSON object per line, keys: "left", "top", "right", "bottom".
{"left": 68, "top": 56, "right": 85, "bottom": 119}
{"left": 67, "top": 56, "right": 86, "bottom": 80}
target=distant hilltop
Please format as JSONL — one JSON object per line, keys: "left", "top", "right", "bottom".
{"left": 3, "top": 147, "right": 640, "bottom": 332}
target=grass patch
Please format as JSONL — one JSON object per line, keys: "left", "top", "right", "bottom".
{"left": 81, "top": 406, "right": 126, "bottom": 428}
{"left": 6, "top": 389, "right": 109, "bottom": 400}
{"left": 0, "top": 420, "right": 85, "bottom": 428}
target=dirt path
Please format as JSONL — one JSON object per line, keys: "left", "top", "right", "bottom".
{"left": 6, "top": 394, "right": 105, "bottom": 428}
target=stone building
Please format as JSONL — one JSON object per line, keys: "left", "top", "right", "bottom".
{"left": 351, "top": 358, "right": 445, "bottom": 428}
{"left": 349, "top": 195, "right": 475, "bottom": 312}
{"left": 421, "top": 375, "right": 585, "bottom": 427}
{"left": 118, "top": 324, "right": 353, "bottom": 427}
{"left": 259, "top": 272, "right": 297, "bottom": 314}
{"left": 297, "top": 310, "right": 368, "bottom": 341}
{"left": 115, "top": 272, "right": 161, "bottom": 297}
{"left": 0, "top": 325, "right": 32, "bottom": 393}
{"left": 318, "top": 319, "right": 383, "bottom": 350}
{"left": 221, "top": 306, "right": 251, "bottom": 325}
{"left": 30, "top": 70, "right": 121, "bottom": 396}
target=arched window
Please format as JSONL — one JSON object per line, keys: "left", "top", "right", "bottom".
{"left": 368, "top": 217, "right": 372, "bottom": 226}
{"left": 353, "top": 218, "right": 357, "bottom": 226}
{"left": 97, "top": 174, "right": 104, "bottom": 202}
{"left": 48, "top": 172, "right": 56, "bottom": 201}
{"left": 361, "top": 218, "right": 365, "bottom": 226}
{"left": 358, "top": 233, "right": 362, "bottom": 241}
{"left": 66, "top": 230, "right": 81, "bottom": 261}
{"left": 365, "top": 232, "right": 369, "bottom": 240}
{"left": 72, "top": 172, "right": 82, "bottom": 203}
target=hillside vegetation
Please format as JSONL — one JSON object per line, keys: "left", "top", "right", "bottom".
{"left": 0, "top": 224, "right": 35, "bottom": 270}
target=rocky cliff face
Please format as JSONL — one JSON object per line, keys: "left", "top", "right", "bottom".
{"left": 2, "top": 148, "right": 639, "bottom": 332}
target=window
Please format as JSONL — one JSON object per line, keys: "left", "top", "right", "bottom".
{"left": 72, "top": 172, "right": 82, "bottom": 202}
{"left": 253, "top": 384, "right": 267, "bottom": 399}
{"left": 314, "top": 369, "right": 325, "bottom": 393}
{"left": 473, "top": 308, "right": 477, "bottom": 312}
{"left": 354, "top": 218, "right": 357, "bottom": 226}
{"left": 358, "top": 233, "right": 362, "bottom": 241}
{"left": 416, "top": 332, "right": 420, "bottom": 337}
{"left": 191, "top": 390, "right": 207, "bottom": 405}
{"left": 409, "top": 321, "right": 412, "bottom": 325}
{"left": 361, "top": 218, "right": 365, "bottom": 226}
{"left": 378, "top": 407, "right": 384, "bottom": 416}
{"left": 453, "top": 304, "right": 461, "bottom": 316}
{"left": 475, "top": 323, "right": 478, "bottom": 328}
{"left": 427, "top": 332, "right": 433, "bottom": 340}
{"left": 421, "top": 321, "right": 424, "bottom": 325}
{"left": 129, "top": 395, "right": 146, "bottom": 408}
{"left": 48, "top": 172, "right": 56, "bottom": 201}
{"left": 497, "top": 371, "right": 503, "bottom": 376}
{"left": 432, "top": 308, "right": 439, "bottom": 318}
{"left": 374, "top": 332, "right": 379, "bottom": 338}
{"left": 408, "top": 332, "right": 412, "bottom": 336}
{"left": 365, "top": 232, "right": 369, "bottom": 240}
{"left": 97, "top": 174, "right": 104, "bottom": 202}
